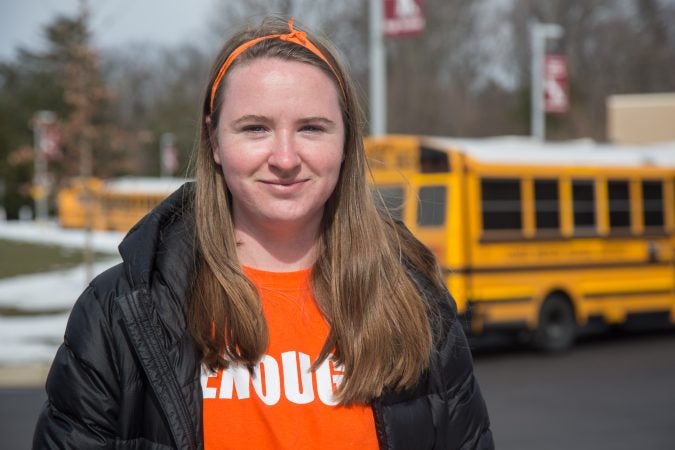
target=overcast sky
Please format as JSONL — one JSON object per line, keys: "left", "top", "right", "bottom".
{"left": 0, "top": 0, "right": 215, "bottom": 60}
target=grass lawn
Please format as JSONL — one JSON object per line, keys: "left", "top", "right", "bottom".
{"left": 0, "top": 239, "right": 116, "bottom": 279}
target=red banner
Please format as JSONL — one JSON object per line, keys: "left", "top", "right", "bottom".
{"left": 38, "top": 121, "right": 62, "bottom": 161}
{"left": 544, "top": 54, "right": 570, "bottom": 114}
{"left": 383, "top": 0, "right": 425, "bottom": 37}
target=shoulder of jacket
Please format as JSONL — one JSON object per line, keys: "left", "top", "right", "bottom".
{"left": 69, "top": 262, "right": 135, "bottom": 320}
{"left": 89, "top": 262, "right": 133, "bottom": 298}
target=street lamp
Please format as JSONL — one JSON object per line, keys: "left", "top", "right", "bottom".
{"left": 160, "top": 132, "right": 178, "bottom": 178}
{"left": 530, "top": 22, "right": 564, "bottom": 142}
{"left": 369, "top": 0, "right": 386, "bottom": 136}
{"left": 33, "top": 110, "right": 57, "bottom": 222}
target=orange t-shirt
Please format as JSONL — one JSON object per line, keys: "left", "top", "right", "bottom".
{"left": 201, "top": 267, "right": 379, "bottom": 450}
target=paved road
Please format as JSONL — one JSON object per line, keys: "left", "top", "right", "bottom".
{"left": 1, "top": 387, "right": 45, "bottom": 449}
{"left": 3, "top": 329, "right": 675, "bottom": 449}
{"left": 473, "top": 328, "right": 675, "bottom": 450}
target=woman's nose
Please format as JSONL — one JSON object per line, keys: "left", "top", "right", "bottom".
{"left": 268, "top": 132, "right": 302, "bottom": 172}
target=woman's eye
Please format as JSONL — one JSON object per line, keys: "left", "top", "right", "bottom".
{"left": 242, "top": 125, "right": 266, "bottom": 133}
{"left": 301, "top": 124, "right": 324, "bottom": 133}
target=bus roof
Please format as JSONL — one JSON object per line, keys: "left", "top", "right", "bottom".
{"left": 422, "top": 135, "right": 675, "bottom": 168}
{"left": 104, "top": 177, "right": 189, "bottom": 194}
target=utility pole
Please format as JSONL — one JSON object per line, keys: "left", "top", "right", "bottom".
{"left": 530, "top": 22, "right": 564, "bottom": 141}
{"left": 369, "top": 0, "right": 386, "bottom": 136}
{"left": 67, "top": 0, "right": 95, "bottom": 283}
{"left": 79, "top": 107, "right": 94, "bottom": 284}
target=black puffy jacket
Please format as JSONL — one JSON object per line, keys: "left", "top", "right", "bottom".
{"left": 33, "top": 184, "right": 494, "bottom": 449}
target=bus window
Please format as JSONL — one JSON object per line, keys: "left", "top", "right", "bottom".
{"left": 534, "top": 179, "right": 560, "bottom": 230}
{"left": 608, "top": 180, "right": 631, "bottom": 230}
{"left": 420, "top": 146, "right": 450, "bottom": 173}
{"left": 375, "top": 186, "right": 405, "bottom": 221}
{"left": 572, "top": 180, "right": 596, "bottom": 232}
{"left": 417, "top": 186, "right": 447, "bottom": 227}
{"left": 481, "top": 178, "right": 522, "bottom": 231}
{"left": 642, "top": 180, "right": 664, "bottom": 228}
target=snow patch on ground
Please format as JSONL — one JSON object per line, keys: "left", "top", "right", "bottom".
{"left": 0, "top": 259, "right": 121, "bottom": 310}
{"left": 0, "top": 220, "right": 124, "bottom": 252}
{"left": 0, "top": 221, "right": 124, "bottom": 364}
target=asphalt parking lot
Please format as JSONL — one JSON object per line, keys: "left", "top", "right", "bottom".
{"left": 3, "top": 328, "right": 674, "bottom": 449}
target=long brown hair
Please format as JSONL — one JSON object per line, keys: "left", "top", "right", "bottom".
{"left": 189, "top": 16, "right": 444, "bottom": 405}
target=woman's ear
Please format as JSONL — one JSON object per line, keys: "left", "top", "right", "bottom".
{"left": 205, "top": 115, "right": 222, "bottom": 166}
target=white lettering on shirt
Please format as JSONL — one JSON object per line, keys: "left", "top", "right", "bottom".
{"left": 201, "top": 352, "right": 343, "bottom": 406}
{"left": 252, "top": 355, "right": 281, "bottom": 405}
{"left": 219, "top": 363, "right": 251, "bottom": 400}
{"left": 315, "top": 357, "right": 343, "bottom": 406}
{"left": 281, "top": 351, "right": 315, "bottom": 404}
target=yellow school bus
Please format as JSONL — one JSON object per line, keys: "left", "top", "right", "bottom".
{"left": 57, "top": 178, "right": 106, "bottom": 229}
{"left": 366, "top": 135, "right": 675, "bottom": 351}
{"left": 58, "top": 177, "right": 186, "bottom": 232}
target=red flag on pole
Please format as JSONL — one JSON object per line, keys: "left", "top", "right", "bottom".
{"left": 383, "top": 0, "right": 425, "bottom": 37}
{"left": 544, "top": 54, "right": 570, "bottom": 114}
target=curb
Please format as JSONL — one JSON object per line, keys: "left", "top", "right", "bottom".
{"left": 0, "top": 363, "right": 50, "bottom": 388}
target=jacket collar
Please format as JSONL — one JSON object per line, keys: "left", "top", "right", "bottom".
{"left": 118, "top": 182, "right": 196, "bottom": 293}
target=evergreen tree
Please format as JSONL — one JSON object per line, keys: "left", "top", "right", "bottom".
{"left": 0, "top": 3, "right": 122, "bottom": 219}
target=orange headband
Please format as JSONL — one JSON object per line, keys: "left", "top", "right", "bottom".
{"left": 209, "top": 18, "right": 344, "bottom": 112}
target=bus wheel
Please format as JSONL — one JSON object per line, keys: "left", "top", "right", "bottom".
{"left": 533, "top": 294, "right": 576, "bottom": 353}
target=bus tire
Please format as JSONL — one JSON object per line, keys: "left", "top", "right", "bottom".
{"left": 533, "top": 294, "right": 576, "bottom": 353}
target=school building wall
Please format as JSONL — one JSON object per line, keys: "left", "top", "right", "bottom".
{"left": 607, "top": 93, "right": 675, "bottom": 145}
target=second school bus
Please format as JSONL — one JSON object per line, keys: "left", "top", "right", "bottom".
{"left": 58, "top": 177, "right": 186, "bottom": 231}
{"left": 365, "top": 135, "right": 675, "bottom": 351}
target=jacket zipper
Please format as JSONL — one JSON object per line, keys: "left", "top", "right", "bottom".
{"left": 118, "top": 290, "right": 199, "bottom": 449}
{"left": 371, "top": 400, "right": 389, "bottom": 450}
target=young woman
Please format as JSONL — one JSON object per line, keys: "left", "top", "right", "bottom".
{"left": 33, "top": 17, "right": 493, "bottom": 449}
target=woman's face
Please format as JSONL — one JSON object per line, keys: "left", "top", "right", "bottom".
{"left": 213, "top": 57, "right": 345, "bottom": 234}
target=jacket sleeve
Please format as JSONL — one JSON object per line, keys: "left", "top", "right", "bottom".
{"left": 33, "top": 283, "right": 121, "bottom": 449}
{"left": 373, "top": 290, "right": 494, "bottom": 450}
{"left": 433, "top": 310, "right": 494, "bottom": 450}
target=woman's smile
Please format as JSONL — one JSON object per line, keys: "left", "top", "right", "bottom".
{"left": 259, "top": 178, "right": 310, "bottom": 194}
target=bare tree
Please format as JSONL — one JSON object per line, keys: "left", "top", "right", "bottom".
{"left": 207, "top": 0, "right": 369, "bottom": 119}
{"left": 386, "top": 0, "right": 524, "bottom": 136}
{"left": 207, "top": 0, "right": 363, "bottom": 45}
{"left": 507, "top": 0, "right": 675, "bottom": 140}
{"left": 98, "top": 0, "right": 675, "bottom": 155}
